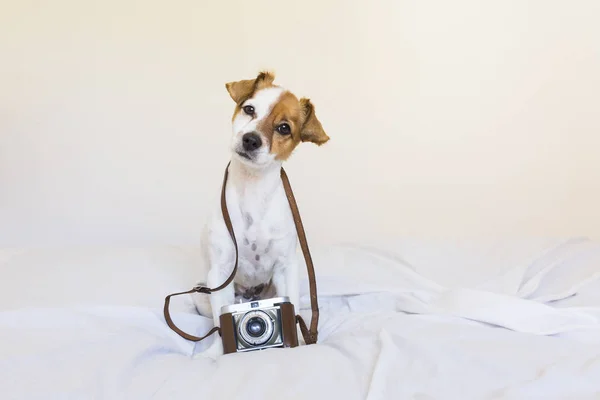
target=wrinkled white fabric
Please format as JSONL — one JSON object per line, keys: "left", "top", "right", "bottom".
{"left": 1, "top": 238, "right": 600, "bottom": 399}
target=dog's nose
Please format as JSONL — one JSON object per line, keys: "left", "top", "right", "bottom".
{"left": 242, "top": 133, "right": 262, "bottom": 151}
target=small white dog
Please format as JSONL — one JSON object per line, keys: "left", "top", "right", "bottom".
{"left": 193, "top": 71, "right": 329, "bottom": 358}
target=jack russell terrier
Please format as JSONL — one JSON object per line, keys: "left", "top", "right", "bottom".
{"left": 192, "top": 71, "right": 329, "bottom": 358}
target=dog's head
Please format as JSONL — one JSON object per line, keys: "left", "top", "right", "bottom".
{"left": 225, "top": 71, "right": 329, "bottom": 168}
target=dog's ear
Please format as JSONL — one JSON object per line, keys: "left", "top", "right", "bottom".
{"left": 225, "top": 71, "right": 275, "bottom": 104}
{"left": 299, "top": 98, "right": 329, "bottom": 145}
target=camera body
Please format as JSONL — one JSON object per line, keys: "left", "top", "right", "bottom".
{"left": 219, "top": 296, "right": 298, "bottom": 354}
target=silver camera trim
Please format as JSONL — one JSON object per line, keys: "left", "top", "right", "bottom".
{"left": 220, "top": 296, "right": 290, "bottom": 315}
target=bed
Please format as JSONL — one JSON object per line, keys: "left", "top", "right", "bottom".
{"left": 2, "top": 237, "right": 600, "bottom": 399}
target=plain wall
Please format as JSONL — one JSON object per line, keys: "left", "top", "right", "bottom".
{"left": 1, "top": 0, "right": 599, "bottom": 248}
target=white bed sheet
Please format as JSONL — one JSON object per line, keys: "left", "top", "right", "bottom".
{"left": 1, "top": 237, "right": 600, "bottom": 399}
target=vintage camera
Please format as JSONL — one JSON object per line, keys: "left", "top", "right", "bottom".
{"left": 219, "top": 296, "right": 298, "bottom": 354}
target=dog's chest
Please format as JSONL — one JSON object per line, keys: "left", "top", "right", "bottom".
{"left": 231, "top": 191, "right": 295, "bottom": 287}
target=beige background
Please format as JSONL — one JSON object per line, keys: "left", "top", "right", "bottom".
{"left": 1, "top": 0, "right": 599, "bottom": 248}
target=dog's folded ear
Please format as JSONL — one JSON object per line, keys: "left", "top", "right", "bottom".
{"left": 225, "top": 71, "right": 275, "bottom": 104}
{"left": 299, "top": 98, "right": 330, "bottom": 146}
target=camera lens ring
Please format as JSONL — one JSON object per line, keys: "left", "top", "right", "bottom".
{"left": 238, "top": 310, "right": 274, "bottom": 346}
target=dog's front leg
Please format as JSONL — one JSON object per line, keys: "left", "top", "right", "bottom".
{"left": 194, "top": 266, "right": 235, "bottom": 360}
{"left": 194, "top": 228, "right": 237, "bottom": 359}
{"left": 207, "top": 267, "right": 235, "bottom": 326}
{"left": 273, "top": 256, "right": 304, "bottom": 345}
{"left": 272, "top": 257, "right": 300, "bottom": 311}
{"left": 285, "top": 255, "right": 300, "bottom": 316}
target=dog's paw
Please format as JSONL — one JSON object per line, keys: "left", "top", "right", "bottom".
{"left": 191, "top": 285, "right": 212, "bottom": 317}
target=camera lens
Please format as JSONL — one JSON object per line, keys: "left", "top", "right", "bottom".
{"left": 246, "top": 316, "right": 267, "bottom": 337}
{"left": 238, "top": 310, "right": 275, "bottom": 347}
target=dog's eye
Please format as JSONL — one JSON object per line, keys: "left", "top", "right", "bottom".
{"left": 243, "top": 105, "right": 255, "bottom": 116}
{"left": 276, "top": 123, "right": 291, "bottom": 135}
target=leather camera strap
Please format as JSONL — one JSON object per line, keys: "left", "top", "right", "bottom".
{"left": 163, "top": 162, "right": 319, "bottom": 345}
{"left": 279, "top": 168, "right": 319, "bottom": 345}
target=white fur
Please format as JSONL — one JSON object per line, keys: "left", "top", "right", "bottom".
{"left": 230, "top": 86, "right": 285, "bottom": 168}
{"left": 192, "top": 86, "right": 301, "bottom": 359}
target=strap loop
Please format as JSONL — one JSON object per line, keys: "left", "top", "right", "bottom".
{"left": 163, "top": 289, "right": 222, "bottom": 341}
{"left": 193, "top": 285, "right": 212, "bottom": 294}
{"left": 296, "top": 315, "right": 317, "bottom": 345}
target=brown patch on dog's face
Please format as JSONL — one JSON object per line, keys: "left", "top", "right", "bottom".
{"left": 257, "top": 92, "right": 330, "bottom": 161}
{"left": 225, "top": 71, "right": 275, "bottom": 118}
{"left": 257, "top": 91, "right": 302, "bottom": 160}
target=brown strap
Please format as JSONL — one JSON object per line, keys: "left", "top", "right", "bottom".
{"left": 163, "top": 163, "right": 319, "bottom": 345}
{"left": 163, "top": 162, "right": 238, "bottom": 341}
{"left": 213, "top": 161, "right": 240, "bottom": 292}
{"left": 163, "top": 288, "right": 221, "bottom": 341}
{"left": 280, "top": 168, "right": 319, "bottom": 344}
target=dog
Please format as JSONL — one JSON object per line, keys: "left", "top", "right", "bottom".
{"left": 192, "top": 71, "right": 329, "bottom": 358}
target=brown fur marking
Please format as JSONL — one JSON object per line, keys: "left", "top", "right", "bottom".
{"left": 226, "top": 71, "right": 276, "bottom": 121}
